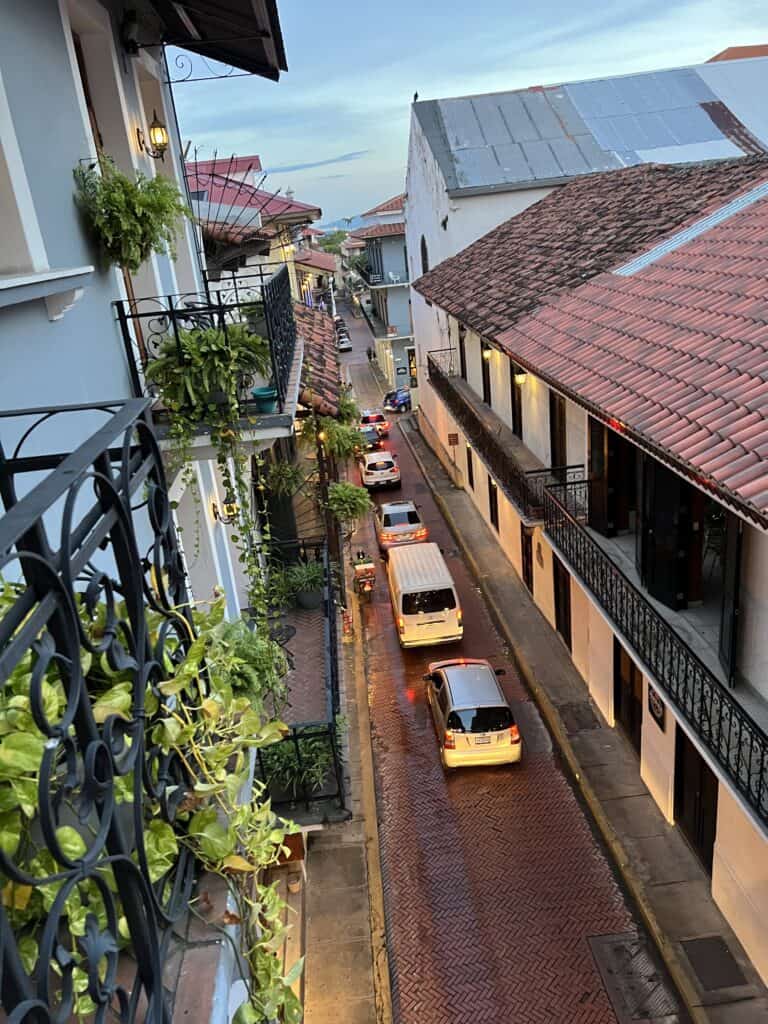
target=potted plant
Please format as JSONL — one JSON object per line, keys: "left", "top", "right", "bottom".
{"left": 73, "top": 157, "right": 190, "bottom": 272}
{"left": 251, "top": 385, "right": 279, "bottom": 413}
{"left": 287, "top": 560, "right": 325, "bottom": 610}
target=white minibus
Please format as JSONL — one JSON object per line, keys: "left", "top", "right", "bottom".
{"left": 387, "top": 542, "right": 463, "bottom": 648}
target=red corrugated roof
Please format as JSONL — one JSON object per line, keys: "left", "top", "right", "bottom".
{"left": 361, "top": 193, "right": 406, "bottom": 217}
{"left": 708, "top": 45, "right": 768, "bottom": 61}
{"left": 186, "top": 165, "right": 321, "bottom": 223}
{"left": 414, "top": 158, "right": 768, "bottom": 340}
{"left": 295, "top": 248, "right": 337, "bottom": 272}
{"left": 497, "top": 191, "right": 768, "bottom": 520}
{"left": 351, "top": 221, "right": 406, "bottom": 240}
{"left": 190, "top": 155, "right": 262, "bottom": 174}
{"left": 294, "top": 304, "right": 341, "bottom": 416}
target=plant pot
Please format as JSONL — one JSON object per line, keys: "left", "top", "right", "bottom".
{"left": 205, "top": 389, "right": 228, "bottom": 406}
{"left": 251, "top": 386, "right": 278, "bottom": 413}
{"left": 295, "top": 588, "right": 322, "bottom": 611}
{"left": 247, "top": 314, "right": 268, "bottom": 337}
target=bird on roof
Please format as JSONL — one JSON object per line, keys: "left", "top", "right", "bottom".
{"left": 413, "top": 91, "right": 418, "bottom": 102}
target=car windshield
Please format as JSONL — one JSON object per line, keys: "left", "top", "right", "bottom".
{"left": 383, "top": 510, "right": 420, "bottom": 526}
{"left": 402, "top": 588, "right": 456, "bottom": 615}
{"left": 447, "top": 706, "right": 513, "bottom": 733}
{"left": 362, "top": 414, "right": 385, "bottom": 424}
{"left": 369, "top": 460, "right": 394, "bottom": 471}
{"left": 361, "top": 429, "right": 378, "bottom": 441}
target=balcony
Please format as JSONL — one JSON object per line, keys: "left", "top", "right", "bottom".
{"left": 114, "top": 265, "right": 301, "bottom": 443}
{"left": 544, "top": 478, "right": 768, "bottom": 828}
{"left": 427, "top": 349, "right": 582, "bottom": 519}
{"left": 357, "top": 264, "right": 384, "bottom": 286}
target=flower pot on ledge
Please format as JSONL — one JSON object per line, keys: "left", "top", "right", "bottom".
{"left": 251, "top": 386, "right": 278, "bottom": 413}
{"left": 295, "top": 588, "right": 323, "bottom": 611}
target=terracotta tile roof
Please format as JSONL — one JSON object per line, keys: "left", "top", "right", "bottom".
{"left": 294, "top": 304, "right": 341, "bottom": 417}
{"left": 295, "top": 248, "right": 337, "bottom": 273}
{"left": 708, "top": 45, "right": 768, "bottom": 61}
{"left": 497, "top": 187, "right": 768, "bottom": 521}
{"left": 361, "top": 193, "right": 406, "bottom": 217}
{"left": 351, "top": 221, "right": 406, "bottom": 240}
{"left": 302, "top": 226, "right": 325, "bottom": 237}
{"left": 342, "top": 236, "right": 367, "bottom": 250}
{"left": 414, "top": 158, "right": 768, "bottom": 340}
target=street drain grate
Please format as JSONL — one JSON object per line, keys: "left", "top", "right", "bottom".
{"left": 589, "top": 933, "right": 682, "bottom": 1022}
{"left": 559, "top": 701, "right": 601, "bottom": 734}
{"left": 680, "top": 936, "right": 748, "bottom": 991}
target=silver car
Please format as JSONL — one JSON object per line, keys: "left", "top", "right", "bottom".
{"left": 374, "top": 499, "right": 428, "bottom": 551}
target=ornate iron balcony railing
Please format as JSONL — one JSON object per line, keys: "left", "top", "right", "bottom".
{"left": 427, "top": 349, "right": 582, "bottom": 520}
{"left": 544, "top": 478, "right": 768, "bottom": 827}
{"left": 0, "top": 399, "right": 195, "bottom": 1021}
{"left": 115, "top": 265, "right": 297, "bottom": 413}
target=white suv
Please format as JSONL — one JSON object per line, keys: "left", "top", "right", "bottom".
{"left": 359, "top": 451, "right": 401, "bottom": 490}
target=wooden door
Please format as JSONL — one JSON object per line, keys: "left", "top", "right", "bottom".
{"left": 638, "top": 456, "right": 691, "bottom": 610}
{"left": 613, "top": 640, "right": 643, "bottom": 756}
{"left": 510, "top": 362, "right": 523, "bottom": 439}
{"left": 521, "top": 525, "right": 534, "bottom": 595}
{"left": 549, "top": 391, "right": 567, "bottom": 470}
{"left": 458, "top": 325, "right": 467, "bottom": 380}
{"left": 675, "top": 728, "right": 719, "bottom": 873}
{"left": 481, "top": 343, "right": 492, "bottom": 405}
{"left": 553, "top": 554, "right": 572, "bottom": 651}
{"left": 719, "top": 513, "right": 742, "bottom": 684}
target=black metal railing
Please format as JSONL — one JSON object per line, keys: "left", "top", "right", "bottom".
{"left": 427, "top": 349, "right": 582, "bottom": 519}
{"left": 358, "top": 265, "right": 384, "bottom": 286}
{"left": 0, "top": 399, "right": 194, "bottom": 1021}
{"left": 114, "top": 264, "right": 297, "bottom": 413}
{"left": 544, "top": 478, "right": 768, "bottom": 826}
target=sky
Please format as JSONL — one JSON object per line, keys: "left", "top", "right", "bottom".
{"left": 171, "top": 0, "right": 768, "bottom": 224}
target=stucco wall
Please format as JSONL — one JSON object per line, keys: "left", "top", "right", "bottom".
{"left": 532, "top": 525, "right": 556, "bottom": 630}
{"left": 465, "top": 329, "right": 483, "bottom": 399}
{"left": 522, "top": 375, "right": 551, "bottom": 465}
{"left": 736, "top": 523, "right": 768, "bottom": 699}
{"left": 566, "top": 397, "right": 588, "bottom": 469}
{"left": 380, "top": 234, "right": 408, "bottom": 282}
{"left": 712, "top": 784, "right": 768, "bottom": 985}
{"left": 640, "top": 676, "right": 676, "bottom": 822}
{"left": 586, "top": 602, "right": 615, "bottom": 724}
{"left": 385, "top": 286, "right": 412, "bottom": 338}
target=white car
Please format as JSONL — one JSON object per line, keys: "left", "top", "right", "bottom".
{"left": 424, "top": 659, "right": 522, "bottom": 769}
{"left": 374, "top": 499, "right": 428, "bottom": 551}
{"left": 359, "top": 410, "right": 390, "bottom": 438}
{"left": 358, "top": 451, "right": 401, "bottom": 490}
{"left": 337, "top": 335, "right": 352, "bottom": 352}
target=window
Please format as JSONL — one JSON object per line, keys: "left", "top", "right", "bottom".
{"left": 447, "top": 707, "right": 513, "bottom": 733}
{"left": 383, "top": 509, "right": 421, "bottom": 527}
{"left": 466, "top": 445, "right": 474, "bottom": 490}
{"left": 488, "top": 477, "right": 499, "bottom": 531}
{"left": 420, "top": 235, "right": 429, "bottom": 275}
{"left": 402, "top": 588, "right": 456, "bottom": 615}
{"left": 368, "top": 459, "right": 395, "bottom": 472}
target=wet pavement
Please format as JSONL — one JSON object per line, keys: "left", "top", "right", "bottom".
{"left": 337, "top": 304, "right": 684, "bottom": 1024}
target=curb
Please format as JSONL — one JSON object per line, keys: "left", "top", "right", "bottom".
{"left": 397, "top": 417, "right": 709, "bottom": 1024}
{"left": 347, "top": 570, "right": 394, "bottom": 1024}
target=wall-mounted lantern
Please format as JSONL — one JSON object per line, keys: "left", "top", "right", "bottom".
{"left": 514, "top": 370, "right": 528, "bottom": 385}
{"left": 137, "top": 110, "right": 169, "bottom": 161}
{"left": 482, "top": 346, "right": 492, "bottom": 362}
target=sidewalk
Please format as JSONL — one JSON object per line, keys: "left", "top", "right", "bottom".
{"left": 398, "top": 414, "right": 768, "bottom": 1024}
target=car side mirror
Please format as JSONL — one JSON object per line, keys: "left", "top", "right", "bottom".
{"left": 495, "top": 668, "right": 506, "bottom": 677}
{"left": 422, "top": 673, "right": 432, "bottom": 682}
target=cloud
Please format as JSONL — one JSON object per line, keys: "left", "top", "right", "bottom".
{"left": 317, "top": 174, "right": 349, "bottom": 180}
{"left": 262, "top": 151, "right": 368, "bottom": 173}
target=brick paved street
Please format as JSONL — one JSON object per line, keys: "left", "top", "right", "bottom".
{"left": 338, "top": 303, "right": 685, "bottom": 1024}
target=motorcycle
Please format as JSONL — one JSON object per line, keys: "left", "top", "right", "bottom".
{"left": 352, "top": 549, "right": 376, "bottom": 602}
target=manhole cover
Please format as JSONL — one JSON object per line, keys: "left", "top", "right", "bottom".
{"left": 681, "top": 936, "right": 748, "bottom": 991}
{"left": 559, "top": 701, "right": 601, "bottom": 734}
{"left": 589, "top": 933, "right": 683, "bottom": 1022}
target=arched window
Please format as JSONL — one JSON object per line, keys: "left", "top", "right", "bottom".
{"left": 420, "top": 235, "right": 429, "bottom": 275}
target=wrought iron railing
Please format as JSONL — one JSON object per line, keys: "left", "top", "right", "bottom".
{"left": 114, "top": 264, "right": 297, "bottom": 412}
{"left": 358, "top": 265, "right": 384, "bottom": 286}
{"left": 427, "top": 349, "right": 582, "bottom": 519}
{"left": 0, "top": 399, "right": 194, "bottom": 1021}
{"left": 544, "top": 478, "right": 768, "bottom": 826}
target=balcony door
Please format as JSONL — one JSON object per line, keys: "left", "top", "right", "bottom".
{"left": 675, "top": 728, "right": 718, "bottom": 873}
{"left": 521, "top": 525, "right": 534, "bottom": 595}
{"left": 719, "top": 513, "right": 742, "bottom": 684}
{"left": 458, "top": 325, "right": 467, "bottom": 380}
{"left": 510, "top": 362, "right": 524, "bottom": 439}
{"left": 549, "top": 391, "right": 567, "bottom": 469}
{"left": 636, "top": 456, "right": 702, "bottom": 611}
{"left": 588, "top": 418, "right": 637, "bottom": 537}
{"left": 481, "top": 342, "right": 492, "bottom": 404}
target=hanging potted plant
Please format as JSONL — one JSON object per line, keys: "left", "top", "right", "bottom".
{"left": 73, "top": 157, "right": 191, "bottom": 272}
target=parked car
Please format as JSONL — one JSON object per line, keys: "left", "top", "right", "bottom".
{"left": 374, "top": 499, "right": 428, "bottom": 551}
{"left": 383, "top": 387, "right": 412, "bottom": 413}
{"left": 337, "top": 335, "right": 352, "bottom": 352}
{"left": 358, "top": 451, "right": 401, "bottom": 490}
{"left": 424, "top": 659, "right": 521, "bottom": 769}
{"left": 360, "top": 410, "right": 390, "bottom": 437}
{"left": 355, "top": 426, "right": 383, "bottom": 453}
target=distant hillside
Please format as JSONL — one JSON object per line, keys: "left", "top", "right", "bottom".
{"left": 317, "top": 215, "right": 366, "bottom": 232}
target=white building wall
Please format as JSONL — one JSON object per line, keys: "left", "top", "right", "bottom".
{"left": 640, "top": 673, "right": 676, "bottom": 822}
{"left": 712, "top": 785, "right": 768, "bottom": 984}
{"left": 566, "top": 398, "right": 588, "bottom": 468}
{"left": 522, "top": 375, "right": 550, "bottom": 465}
{"left": 465, "top": 329, "right": 483, "bottom": 399}
{"left": 735, "top": 524, "right": 768, "bottom": 701}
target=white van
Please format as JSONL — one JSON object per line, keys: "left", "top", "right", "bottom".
{"left": 387, "top": 542, "right": 463, "bottom": 648}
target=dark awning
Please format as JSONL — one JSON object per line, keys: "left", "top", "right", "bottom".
{"left": 150, "top": 0, "right": 287, "bottom": 81}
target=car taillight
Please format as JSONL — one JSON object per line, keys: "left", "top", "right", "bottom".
{"left": 382, "top": 421, "right": 390, "bottom": 431}
{"left": 457, "top": 608, "right": 463, "bottom": 626}
{"left": 414, "top": 527, "right": 428, "bottom": 539}
{"left": 509, "top": 724, "right": 521, "bottom": 743}
{"left": 398, "top": 617, "right": 405, "bottom": 634}
{"left": 381, "top": 531, "right": 397, "bottom": 541}
{"left": 444, "top": 731, "right": 456, "bottom": 750}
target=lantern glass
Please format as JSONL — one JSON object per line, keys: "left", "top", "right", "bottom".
{"left": 148, "top": 111, "right": 169, "bottom": 154}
